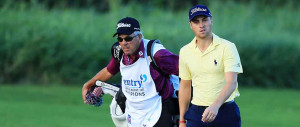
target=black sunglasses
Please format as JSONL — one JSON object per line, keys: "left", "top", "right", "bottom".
{"left": 117, "top": 35, "right": 137, "bottom": 42}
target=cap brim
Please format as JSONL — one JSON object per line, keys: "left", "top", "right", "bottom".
{"left": 112, "top": 30, "right": 134, "bottom": 37}
{"left": 189, "top": 13, "right": 212, "bottom": 21}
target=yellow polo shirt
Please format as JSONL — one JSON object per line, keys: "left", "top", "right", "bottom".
{"left": 179, "top": 33, "right": 243, "bottom": 106}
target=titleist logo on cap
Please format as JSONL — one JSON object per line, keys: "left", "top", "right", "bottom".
{"left": 190, "top": 7, "right": 207, "bottom": 15}
{"left": 117, "top": 23, "right": 131, "bottom": 29}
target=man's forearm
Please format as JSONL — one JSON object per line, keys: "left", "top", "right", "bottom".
{"left": 85, "top": 67, "right": 113, "bottom": 86}
{"left": 212, "top": 72, "right": 237, "bottom": 107}
{"left": 179, "top": 80, "right": 191, "bottom": 121}
{"left": 82, "top": 67, "right": 114, "bottom": 102}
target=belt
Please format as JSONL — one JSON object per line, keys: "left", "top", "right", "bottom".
{"left": 193, "top": 100, "right": 235, "bottom": 109}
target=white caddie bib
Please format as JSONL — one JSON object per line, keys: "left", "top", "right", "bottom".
{"left": 120, "top": 40, "right": 162, "bottom": 127}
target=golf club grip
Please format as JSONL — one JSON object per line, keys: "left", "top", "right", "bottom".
{"left": 95, "top": 80, "right": 120, "bottom": 91}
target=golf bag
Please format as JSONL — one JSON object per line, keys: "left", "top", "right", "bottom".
{"left": 89, "top": 80, "right": 179, "bottom": 127}
{"left": 86, "top": 39, "right": 180, "bottom": 127}
{"left": 111, "top": 39, "right": 180, "bottom": 126}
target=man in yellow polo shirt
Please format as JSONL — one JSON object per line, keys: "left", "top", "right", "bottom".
{"left": 178, "top": 5, "right": 243, "bottom": 127}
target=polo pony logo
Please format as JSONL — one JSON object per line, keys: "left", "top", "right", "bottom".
{"left": 214, "top": 59, "right": 217, "bottom": 66}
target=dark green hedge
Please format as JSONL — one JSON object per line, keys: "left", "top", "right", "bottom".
{"left": 238, "top": 41, "right": 300, "bottom": 88}
{"left": 1, "top": 2, "right": 299, "bottom": 88}
{"left": 0, "top": 8, "right": 111, "bottom": 84}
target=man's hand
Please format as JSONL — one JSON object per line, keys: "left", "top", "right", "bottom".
{"left": 81, "top": 67, "right": 114, "bottom": 103}
{"left": 201, "top": 104, "right": 220, "bottom": 123}
{"left": 201, "top": 72, "right": 238, "bottom": 123}
{"left": 82, "top": 83, "right": 91, "bottom": 103}
{"left": 84, "top": 85, "right": 104, "bottom": 106}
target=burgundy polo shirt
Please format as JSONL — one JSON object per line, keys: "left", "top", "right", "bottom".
{"left": 107, "top": 40, "right": 179, "bottom": 100}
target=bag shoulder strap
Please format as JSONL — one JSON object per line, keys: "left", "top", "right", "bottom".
{"left": 147, "top": 40, "right": 170, "bottom": 96}
{"left": 111, "top": 42, "right": 123, "bottom": 63}
{"left": 147, "top": 40, "right": 168, "bottom": 77}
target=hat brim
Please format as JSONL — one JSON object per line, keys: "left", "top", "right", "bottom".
{"left": 112, "top": 29, "right": 135, "bottom": 37}
{"left": 189, "top": 13, "right": 212, "bottom": 21}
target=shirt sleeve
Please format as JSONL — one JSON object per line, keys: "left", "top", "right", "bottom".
{"left": 106, "top": 57, "right": 120, "bottom": 75}
{"left": 153, "top": 49, "right": 179, "bottom": 76}
{"left": 179, "top": 48, "right": 191, "bottom": 80}
{"left": 223, "top": 43, "right": 243, "bottom": 73}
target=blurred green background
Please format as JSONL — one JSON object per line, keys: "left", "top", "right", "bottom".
{"left": 0, "top": 0, "right": 299, "bottom": 127}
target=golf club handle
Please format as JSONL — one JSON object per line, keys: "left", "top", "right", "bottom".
{"left": 95, "top": 80, "right": 120, "bottom": 91}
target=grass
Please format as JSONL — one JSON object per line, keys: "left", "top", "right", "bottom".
{"left": 0, "top": 85, "right": 299, "bottom": 127}
{"left": 236, "top": 88, "right": 299, "bottom": 127}
{"left": 0, "top": 85, "right": 114, "bottom": 127}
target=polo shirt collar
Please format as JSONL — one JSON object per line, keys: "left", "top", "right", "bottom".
{"left": 189, "top": 33, "right": 221, "bottom": 54}
{"left": 211, "top": 33, "right": 221, "bottom": 47}
{"left": 190, "top": 37, "right": 197, "bottom": 49}
{"left": 203, "top": 33, "right": 220, "bottom": 55}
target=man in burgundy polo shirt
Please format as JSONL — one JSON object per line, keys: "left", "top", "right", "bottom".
{"left": 82, "top": 17, "right": 179, "bottom": 127}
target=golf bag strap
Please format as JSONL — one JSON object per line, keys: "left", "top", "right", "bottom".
{"left": 111, "top": 42, "right": 123, "bottom": 63}
{"left": 147, "top": 40, "right": 169, "bottom": 96}
{"left": 146, "top": 40, "right": 168, "bottom": 77}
